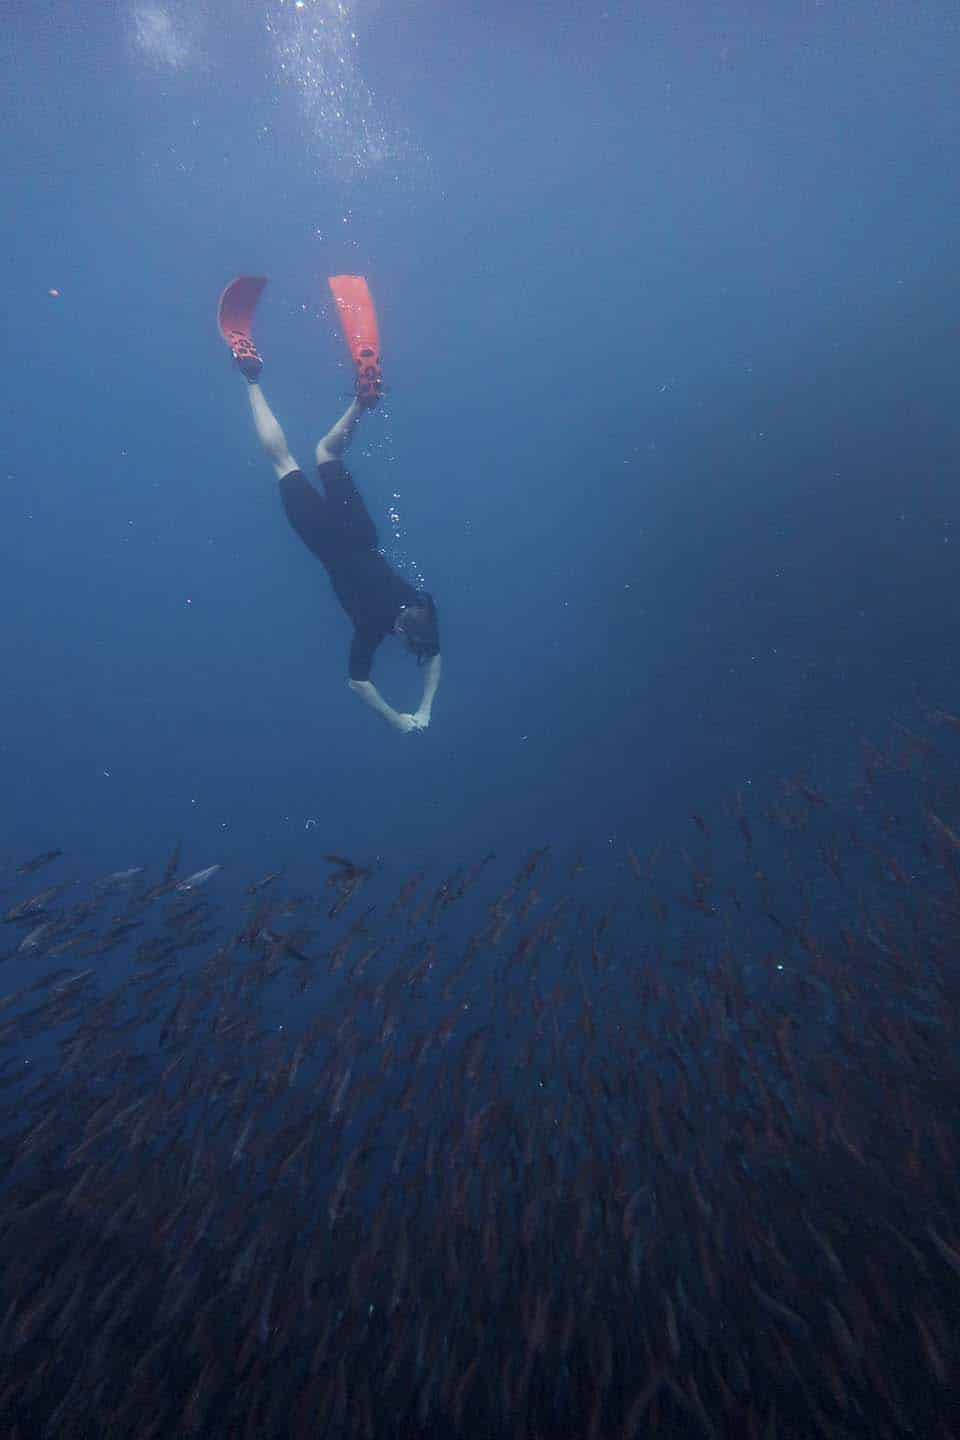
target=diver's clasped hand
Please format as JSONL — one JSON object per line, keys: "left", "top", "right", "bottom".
{"left": 395, "top": 712, "right": 429, "bottom": 734}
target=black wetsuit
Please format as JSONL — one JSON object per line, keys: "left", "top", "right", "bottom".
{"left": 279, "top": 461, "right": 421, "bottom": 681}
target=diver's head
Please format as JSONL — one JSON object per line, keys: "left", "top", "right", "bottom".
{"left": 394, "top": 593, "right": 439, "bottom": 663}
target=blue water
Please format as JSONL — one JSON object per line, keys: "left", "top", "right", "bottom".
{"left": 3, "top": 0, "right": 958, "bottom": 888}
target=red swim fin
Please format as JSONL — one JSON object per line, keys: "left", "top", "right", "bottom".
{"left": 327, "top": 275, "right": 382, "bottom": 409}
{"left": 218, "top": 276, "right": 267, "bottom": 379}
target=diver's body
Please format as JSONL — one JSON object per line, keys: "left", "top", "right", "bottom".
{"left": 245, "top": 380, "right": 442, "bottom": 733}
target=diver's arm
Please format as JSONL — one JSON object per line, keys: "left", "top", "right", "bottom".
{"left": 413, "top": 655, "right": 442, "bottom": 728}
{"left": 348, "top": 680, "right": 420, "bottom": 732}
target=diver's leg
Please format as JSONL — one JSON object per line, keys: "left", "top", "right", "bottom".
{"left": 315, "top": 398, "right": 376, "bottom": 545}
{"left": 246, "top": 384, "right": 300, "bottom": 480}
{"left": 316, "top": 399, "right": 362, "bottom": 465}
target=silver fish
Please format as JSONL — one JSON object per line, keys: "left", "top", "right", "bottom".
{"left": 176, "top": 865, "right": 221, "bottom": 893}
